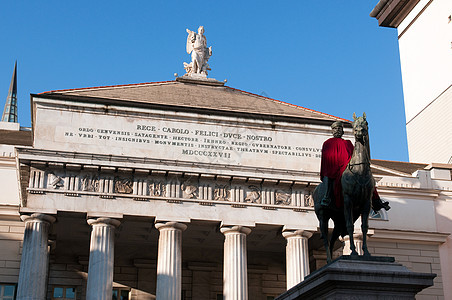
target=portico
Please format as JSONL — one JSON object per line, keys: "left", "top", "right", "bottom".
{"left": 13, "top": 76, "right": 352, "bottom": 298}
{"left": 13, "top": 209, "right": 319, "bottom": 299}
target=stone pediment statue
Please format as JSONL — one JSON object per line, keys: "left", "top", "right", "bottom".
{"left": 184, "top": 26, "right": 212, "bottom": 77}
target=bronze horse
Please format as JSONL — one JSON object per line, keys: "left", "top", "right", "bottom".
{"left": 313, "top": 113, "right": 374, "bottom": 262}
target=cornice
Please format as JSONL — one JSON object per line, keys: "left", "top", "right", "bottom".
{"left": 376, "top": 186, "right": 441, "bottom": 199}
{"left": 369, "top": 228, "right": 449, "bottom": 244}
{"left": 370, "top": 0, "right": 421, "bottom": 28}
{"left": 0, "top": 204, "right": 20, "bottom": 218}
{"left": 31, "top": 93, "right": 346, "bottom": 128}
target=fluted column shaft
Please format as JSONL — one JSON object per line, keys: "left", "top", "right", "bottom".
{"left": 282, "top": 229, "right": 312, "bottom": 290}
{"left": 155, "top": 221, "right": 187, "bottom": 300}
{"left": 17, "top": 213, "right": 56, "bottom": 300}
{"left": 221, "top": 225, "right": 251, "bottom": 300}
{"left": 86, "top": 218, "right": 121, "bottom": 300}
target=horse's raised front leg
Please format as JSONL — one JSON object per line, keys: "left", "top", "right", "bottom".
{"left": 344, "top": 194, "right": 358, "bottom": 256}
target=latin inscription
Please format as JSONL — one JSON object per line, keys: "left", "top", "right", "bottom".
{"left": 63, "top": 124, "right": 321, "bottom": 163}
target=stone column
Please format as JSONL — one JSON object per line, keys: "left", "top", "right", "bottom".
{"left": 155, "top": 221, "right": 187, "bottom": 300}
{"left": 343, "top": 234, "right": 363, "bottom": 256}
{"left": 16, "top": 213, "right": 55, "bottom": 300}
{"left": 86, "top": 218, "right": 121, "bottom": 300}
{"left": 282, "top": 229, "right": 313, "bottom": 290}
{"left": 220, "top": 225, "right": 251, "bottom": 300}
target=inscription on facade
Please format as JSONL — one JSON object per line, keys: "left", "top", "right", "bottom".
{"left": 66, "top": 125, "right": 321, "bottom": 159}
{"left": 35, "top": 108, "right": 333, "bottom": 171}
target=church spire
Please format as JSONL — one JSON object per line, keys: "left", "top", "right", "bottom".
{"left": 2, "top": 61, "right": 18, "bottom": 123}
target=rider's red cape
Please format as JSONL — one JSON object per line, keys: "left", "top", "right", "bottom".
{"left": 320, "top": 137, "right": 354, "bottom": 207}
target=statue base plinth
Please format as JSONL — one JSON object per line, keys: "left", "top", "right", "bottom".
{"left": 276, "top": 256, "right": 436, "bottom": 300}
{"left": 176, "top": 74, "right": 225, "bottom": 86}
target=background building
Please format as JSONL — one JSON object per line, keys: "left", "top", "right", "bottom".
{"left": 371, "top": 0, "right": 452, "bottom": 298}
{"left": 0, "top": 63, "right": 32, "bottom": 298}
{"left": 371, "top": 0, "right": 452, "bottom": 164}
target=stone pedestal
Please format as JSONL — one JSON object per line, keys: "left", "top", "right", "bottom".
{"left": 282, "top": 229, "right": 313, "bottom": 289}
{"left": 276, "top": 256, "right": 436, "bottom": 300}
{"left": 86, "top": 218, "right": 121, "bottom": 300}
{"left": 221, "top": 225, "right": 252, "bottom": 300}
{"left": 17, "top": 213, "right": 56, "bottom": 300}
{"left": 155, "top": 221, "right": 187, "bottom": 300}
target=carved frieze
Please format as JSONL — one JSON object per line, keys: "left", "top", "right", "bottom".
{"left": 48, "top": 172, "right": 64, "bottom": 189}
{"left": 114, "top": 177, "right": 133, "bottom": 194}
{"left": 181, "top": 179, "right": 198, "bottom": 199}
{"left": 81, "top": 175, "right": 99, "bottom": 192}
{"left": 275, "top": 189, "right": 291, "bottom": 205}
{"left": 29, "top": 169, "right": 45, "bottom": 189}
{"left": 149, "top": 181, "right": 166, "bottom": 197}
{"left": 305, "top": 193, "right": 314, "bottom": 207}
{"left": 244, "top": 185, "right": 261, "bottom": 203}
{"left": 27, "top": 167, "right": 311, "bottom": 209}
{"left": 214, "top": 184, "right": 230, "bottom": 201}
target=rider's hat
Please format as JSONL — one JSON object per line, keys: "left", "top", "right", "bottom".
{"left": 331, "top": 121, "right": 344, "bottom": 129}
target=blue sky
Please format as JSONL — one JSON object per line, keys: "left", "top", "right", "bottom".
{"left": 0, "top": 1, "right": 407, "bottom": 161}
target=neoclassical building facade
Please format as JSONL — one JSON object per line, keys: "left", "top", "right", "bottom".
{"left": 0, "top": 76, "right": 451, "bottom": 299}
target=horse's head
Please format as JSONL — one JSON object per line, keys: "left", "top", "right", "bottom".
{"left": 352, "top": 112, "right": 368, "bottom": 142}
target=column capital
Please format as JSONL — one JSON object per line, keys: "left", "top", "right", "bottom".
{"left": 20, "top": 213, "right": 56, "bottom": 224}
{"left": 155, "top": 221, "right": 187, "bottom": 231}
{"left": 282, "top": 229, "right": 313, "bottom": 239}
{"left": 87, "top": 217, "right": 121, "bottom": 228}
{"left": 220, "top": 225, "right": 252, "bottom": 235}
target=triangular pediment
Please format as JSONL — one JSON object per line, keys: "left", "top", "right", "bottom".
{"left": 39, "top": 80, "right": 346, "bottom": 124}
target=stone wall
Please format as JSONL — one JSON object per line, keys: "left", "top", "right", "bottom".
{"left": 43, "top": 259, "right": 289, "bottom": 299}
{"left": 46, "top": 261, "right": 86, "bottom": 300}
{"left": 368, "top": 240, "right": 443, "bottom": 299}
{"left": 406, "top": 85, "right": 452, "bottom": 163}
{"left": 0, "top": 216, "right": 23, "bottom": 285}
{"left": 180, "top": 267, "right": 286, "bottom": 300}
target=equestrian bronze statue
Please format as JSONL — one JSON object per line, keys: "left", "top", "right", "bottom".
{"left": 313, "top": 113, "right": 390, "bottom": 263}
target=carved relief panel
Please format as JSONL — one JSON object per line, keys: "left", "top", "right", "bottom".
{"left": 27, "top": 166, "right": 311, "bottom": 208}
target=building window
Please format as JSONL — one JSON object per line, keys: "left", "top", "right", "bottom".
{"left": 0, "top": 284, "right": 16, "bottom": 300}
{"left": 267, "top": 297, "right": 276, "bottom": 300}
{"left": 52, "top": 287, "right": 75, "bottom": 299}
{"left": 112, "top": 288, "right": 130, "bottom": 300}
